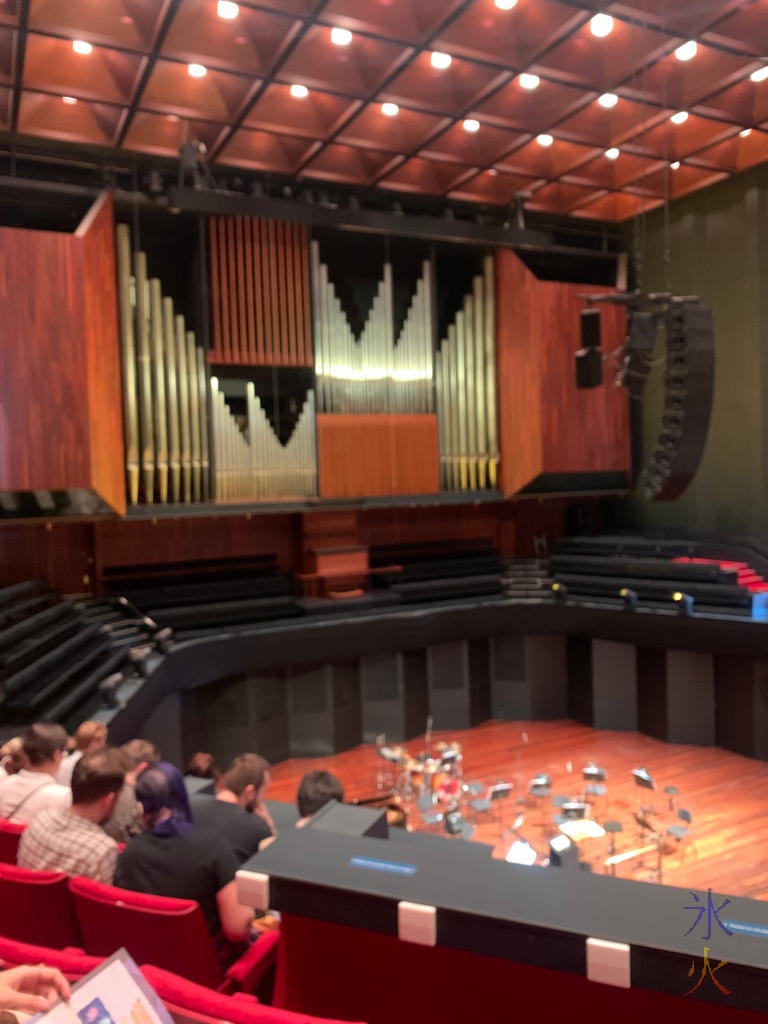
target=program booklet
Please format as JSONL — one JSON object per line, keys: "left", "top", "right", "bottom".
{"left": 29, "top": 951, "right": 174, "bottom": 1024}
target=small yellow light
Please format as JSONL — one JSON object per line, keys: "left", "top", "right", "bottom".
{"left": 673, "top": 591, "right": 683, "bottom": 601}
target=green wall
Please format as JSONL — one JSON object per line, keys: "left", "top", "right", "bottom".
{"left": 616, "top": 162, "right": 768, "bottom": 539}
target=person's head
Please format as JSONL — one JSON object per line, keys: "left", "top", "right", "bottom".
{"left": 23, "top": 724, "right": 68, "bottom": 771}
{"left": 187, "top": 752, "right": 220, "bottom": 780}
{"left": 0, "top": 737, "right": 27, "bottom": 775}
{"left": 74, "top": 721, "right": 108, "bottom": 755}
{"left": 134, "top": 767, "right": 190, "bottom": 837}
{"left": 297, "top": 770, "right": 345, "bottom": 819}
{"left": 220, "top": 753, "right": 270, "bottom": 812}
{"left": 122, "top": 739, "right": 160, "bottom": 774}
{"left": 71, "top": 748, "right": 126, "bottom": 824}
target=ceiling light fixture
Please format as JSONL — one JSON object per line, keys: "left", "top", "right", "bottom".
{"left": 494, "top": 0, "right": 518, "bottom": 9}
{"left": 216, "top": 0, "right": 239, "bottom": 18}
{"left": 670, "top": 110, "right": 689, "bottom": 124}
{"left": 62, "top": 96, "right": 78, "bottom": 105}
{"left": 188, "top": 63, "right": 207, "bottom": 78}
{"left": 463, "top": 118, "right": 480, "bottom": 132}
{"left": 605, "top": 147, "right": 620, "bottom": 159}
{"left": 590, "top": 13, "right": 614, "bottom": 38}
{"left": 674, "top": 40, "right": 697, "bottom": 61}
{"left": 670, "top": 161, "right": 680, "bottom": 169}
{"left": 290, "top": 84, "right": 309, "bottom": 98}
{"left": 751, "top": 66, "right": 768, "bottom": 83}
{"left": 488, "top": 168, "right": 498, "bottom": 176}
{"left": 381, "top": 102, "right": 399, "bottom": 117}
{"left": 739, "top": 128, "right": 752, "bottom": 137}
{"left": 519, "top": 73, "right": 540, "bottom": 90}
{"left": 72, "top": 40, "right": 92, "bottom": 55}
{"left": 430, "top": 51, "right": 452, "bottom": 69}
{"left": 537, "top": 133, "right": 553, "bottom": 147}
{"left": 330, "top": 26, "right": 353, "bottom": 46}
{"left": 598, "top": 92, "right": 618, "bottom": 109}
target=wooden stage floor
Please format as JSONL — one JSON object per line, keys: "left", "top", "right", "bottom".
{"left": 268, "top": 720, "right": 768, "bottom": 900}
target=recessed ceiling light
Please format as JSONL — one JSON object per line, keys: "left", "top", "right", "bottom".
{"left": 494, "top": 0, "right": 518, "bottom": 9}
{"left": 519, "top": 73, "right": 540, "bottom": 91}
{"left": 488, "top": 168, "right": 498, "bottom": 176}
{"left": 670, "top": 110, "right": 689, "bottom": 124}
{"left": 598, "top": 92, "right": 618, "bottom": 109}
{"left": 62, "top": 96, "right": 78, "bottom": 105}
{"left": 381, "top": 102, "right": 399, "bottom": 117}
{"left": 590, "top": 13, "right": 614, "bottom": 38}
{"left": 188, "top": 63, "right": 207, "bottom": 78}
{"left": 674, "top": 40, "right": 697, "bottom": 62}
{"left": 217, "top": 0, "right": 239, "bottom": 18}
{"left": 290, "top": 84, "right": 309, "bottom": 98}
{"left": 330, "top": 26, "right": 353, "bottom": 46}
{"left": 537, "top": 133, "right": 554, "bottom": 147}
{"left": 72, "top": 40, "right": 92, "bottom": 55}
{"left": 739, "top": 128, "right": 752, "bottom": 137}
{"left": 463, "top": 118, "right": 480, "bottom": 133}
{"left": 670, "top": 161, "right": 680, "bottom": 169}
{"left": 166, "top": 114, "right": 180, "bottom": 122}
{"left": 750, "top": 66, "right": 768, "bottom": 83}
{"left": 430, "top": 51, "right": 452, "bottom": 70}
{"left": 605, "top": 147, "right": 620, "bottom": 160}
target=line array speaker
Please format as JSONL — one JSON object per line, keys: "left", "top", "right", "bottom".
{"left": 616, "top": 311, "right": 655, "bottom": 398}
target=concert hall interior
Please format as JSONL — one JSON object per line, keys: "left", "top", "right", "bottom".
{"left": 1, "top": 0, "right": 768, "bottom": 1021}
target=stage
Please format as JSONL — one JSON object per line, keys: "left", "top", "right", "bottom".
{"left": 268, "top": 719, "right": 768, "bottom": 900}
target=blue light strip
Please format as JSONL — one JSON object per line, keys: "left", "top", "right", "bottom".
{"left": 349, "top": 856, "right": 418, "bottom": 877}
{"left": 722, "top": 920, "right": 768, "bottom": 939}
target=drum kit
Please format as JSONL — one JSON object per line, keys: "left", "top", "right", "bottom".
{"left": 378, "top": 738, "right": 464, "bottom": 806}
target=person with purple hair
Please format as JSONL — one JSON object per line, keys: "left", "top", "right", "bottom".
{"left": 121, "top": 740, "right": 193, "bottom": 823}
{"left": 114, "top": 768, "right": 253, "bottom": 946}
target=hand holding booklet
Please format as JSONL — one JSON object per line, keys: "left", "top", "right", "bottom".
{"left": 29, "top": 952, "right": 173, "bottom": 1024}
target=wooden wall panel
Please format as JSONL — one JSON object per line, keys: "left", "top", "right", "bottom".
{"left": 358, "top": 504, "right": 518, "bottom": 558}
{"left": 0, "top": 522, "right": 94, "bottom": 593}
{"left": 208, "top": 216, "right": 312, "bottom": 366}
{"left": 78, "top": 193, "right": 126, "bottom": 516}
{"left": 495, "top": 250, "right": 630, "bottom": 496}
{"left": 317, "top": 415, "right": 440, "bottom": 499}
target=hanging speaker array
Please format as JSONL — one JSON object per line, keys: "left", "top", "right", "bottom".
{"left": 310, "top": 242, "right": 434, "bottom": 415}
{"left": 435, "top": 255, "right": 499, "bottom": 491}
{"left": 116, "top": 224, "right": 209, "bottom": 506}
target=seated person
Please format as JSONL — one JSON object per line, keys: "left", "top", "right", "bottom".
{"left": 102, "top": 752, "right": 142, "bottom": 846}
{"left": 18, "top": 748, "right": 125, "bottom": 883}
{"left": 0, "top": 725, "right": 71, "bottom": 824}
{"left": 122, "top": 739, "right": 193, "bottom": 823}
{"left": 57, "top": 721, "right": 107, "bottom": 787}
{"left": 0, "top": 738, "right": 26, "bottom": 779}
{"left": 115, "top": 768, "right": 253, "bottom": 944}
{"left": 186, "top": 752, "right": 221, "bottom": 781}
{"left": 296, "top": 770, "right": 345, "bottom": 827}
{"left": 191, "top": 753, "right": 273, "bottom": 865}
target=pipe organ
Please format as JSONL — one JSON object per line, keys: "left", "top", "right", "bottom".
{"left": 435, "top": 255, "right": 499, "bottom": 491}
{"left": 211, "top": 380, "right": 317, "bottom": 501}
{"left": 116, "top": 224, "right": 209, "bottom": 506}
{"left": 311, "top": 242, "right": 434, "bottom": 416}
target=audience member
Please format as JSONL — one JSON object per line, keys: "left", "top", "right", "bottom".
{"left": 0, "top": 966, "right": 70, "bottom": 1015}
{"left": 18, "top": 748, "right": 125, "bottom": 883}
{"left": 122, "top": 740, "right": 193, "bottom": 823}
{"left": 186, "top": 752, "right": 221, "bottom": 781}
{"left": 115, "top": 769, "right": 253, "bottom": 944}
{"left": 296, "top": 770, "right": 345, "bottom": 825}
{"left": 0, "top": 738, "right": 26, "bottom": 778}
{"left": 191, "top": 754, "right": 272, "bottom": 865}
{"left": 103, "top": 751, "right": 142, "bottom": 845}
{"left": 0, "top": 725, "right": 71, "bottom": 824}
{"left": 57, "top": 721, "right": 107, "bottom": 787}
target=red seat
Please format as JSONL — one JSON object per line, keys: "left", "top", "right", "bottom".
{"left": 141, "top": 965, "right": 367, "bottom": 1024}
{"left": 0, "top": 935, "right": 102, "bottom": 980}
{"left": 0, "top": 819, "right": 25, "bottom": 864}
{"left": 68, "top": 876, "right": 278, "bottom": 993}
{"left": 0, "top": 863, "right": 81, "bottom": 949}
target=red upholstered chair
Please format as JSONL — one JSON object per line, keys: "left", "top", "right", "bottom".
{"left": 0, "top": 935, "right": 102, "bottom": 980}
{"left": 140, "top": 965, "right": 367, "bottom": 1024}
{"left": 68, "top": 876, "right": 279, "bottom": 993}
{"left": 0, "top": 819, "right": 25, "bottom": 863}
{"left": 0, "top": 863, "right": 81, "bottom": 949}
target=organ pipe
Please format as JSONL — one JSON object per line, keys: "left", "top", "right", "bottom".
{"left": 436, "top": 257, "right": 499, "bottom": 491}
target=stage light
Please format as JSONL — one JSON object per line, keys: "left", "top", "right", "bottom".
{"left": 381, "top": 102, "right": 399, "bottom": 117}
{"left": 290, "top": 84, "right": 309, "bottom": 98}
{"left": 494, "top": 0, "right": 518, "bottom": 9}
{"left": 740, "top": 128, "right": 752, "bottom": 137}
{"left": 330, "top": 26, "right": 353, "bottom": 46}
{"left": 188, "top": 63, "right": 207, "bottom": 78}
{"left": 537, "top": 133, "right": 553, "bottom": 147}
{"left": 670, "top": 160, "right": 680, "bottom": 169}
{"left": 750, "top": 66, "right": 768, "bottom": 83}
{"left": 620, "top": 586, "right": 638, "bottom": 609}
{"left": 463, "top": 118, "right": 480, "bottom": 133}
{"left": 674, "top": 40, "right": 697, "bottom": 62}
{"left": 62, "top": 96, "right": 78, "bottom": 105}
{"left": 551, "top": 581, "right": 567, "bottom": 600}
{"left": 673, "top": 591, "right": 695, "bottom": 615}
{"left": 598, "top": 92, "right": 618, "bottom": 109}
{"left": 217, "top": 0, "right": 239, "bottom": 18}
{"left": 430, "top": 51, "right": 452, "bottom": 69}
{"left": 605, "top": 147, "right": 620, "bottom": 160}
{"left": 506, "top": 841, "right": 537, "bottom": 866}
{"left": 671, "top": 110, "right": 689, "bottom": 124}
{"left": 72, "top": 40, "right": 93, "bottom": 55}
{"left": 590, "top": 13, "right": 614, "bottom": 38}
{"left": 519, "top": 73, "right": 540, "bottom": 90}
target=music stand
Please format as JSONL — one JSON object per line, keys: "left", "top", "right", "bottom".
{"left": 632, "top": 767, "right": 657, "bottom": 816}
{"left": 488, "top": 782, "right": 513, "bottom": 834}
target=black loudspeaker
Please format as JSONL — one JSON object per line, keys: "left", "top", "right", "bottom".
{"left": 580, "top": 308, "right": 601, "bottom": 349}
{"left": 616, "top": 311, "right": 655, "bottom": 398}
{"left": 575, "top": 348, "right": 603, "bottom": 389}
{"left": 640, "top": 303, "right": 714, "bottom": 501}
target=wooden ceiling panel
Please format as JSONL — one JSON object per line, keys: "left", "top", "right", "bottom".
{"left": 696, "top": 78, "right": 768, "bottom": 128}
{"left": 526, "top": 179, "right": 605, "bottom": 214}
{"left": 246, "top": 83, "right": 358, "bottom": 139}
{"left": 705, "top": 0, "right": 768, "bottom": 58}
{"left": 337, "top": 102, "right": 447, "bottom": 152}
{"left": 24, "top": 35, "right": 143, "bottom": 104}
{"left": 322, "top": 0, "right": 461, "bottom": 44}
{"left": 570, "top": 189, "right": 662, "bottom": 221}
{"left": 448, "top": 167, "right": 543, "bottom": 204}
{"left": 280, "top": 24, "right": 410, "bottom": 96}
{"left": 498, "top": 137, "right": 600, "bottom": 178}
{"left": 217, "top": 127, "right": 318, "bottom": 172}
{"left": 18, "top": 90, "right": 123, "bottom": 145}
{"left": 563, "top": 150, "right": 665, "bottom": 190}
{"left": 300, "top": 142, "right": 399, "bottom": 185}
{"left": 610, "top": 0, "right": 745, "bottom": 36}
{"left": 687, "top": 129, "right": 768, "bottom": 174}
{"left": 473, "top": 76, "right": 590, "bottom": 134}
{"left": 382, "top": 51, "right": 509, "bottom": 118}
{"left": 140, "top": 59, "right": 257, "bottom": 121}
{"left": 622, "top": 45, "right": 759, "bottom": 110}
{"left": 28, "top": 0, "right": 166, "bottom": 49}
{"left": 379, "top": 155, "right": 475, "bottom": 194}
{"left": 625, "top": 113, "right": 738, "bottom": 160}
{"left": 123, "top": 110, "right": 223, "bottom": 157}
{"left": 555, "top": 96, "right": 668, "bottom": 149}
{"left": 420, "top": 120, "right": 525, "bottom": 166}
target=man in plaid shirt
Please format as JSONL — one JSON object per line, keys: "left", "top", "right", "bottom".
{"left": 18, "top": 748, "right": 126, "bottom": 884}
